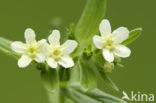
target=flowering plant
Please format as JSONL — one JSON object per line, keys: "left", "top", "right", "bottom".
{"left": 0, "top": 0, "right": 142, "bottom": 103}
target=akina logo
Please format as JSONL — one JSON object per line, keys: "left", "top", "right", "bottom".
{"left": 122, "top": 91, "right": 154, "bottom": 102}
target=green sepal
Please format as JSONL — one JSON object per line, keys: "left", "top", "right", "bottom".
{"left": 59, "top": 66, "right": 70, "bottom": 82}
{"left": 41, "top": 66, "right": 59, "bottom": 93}
{"left": 79, "top": 57, "right": 97, "bottom": 91}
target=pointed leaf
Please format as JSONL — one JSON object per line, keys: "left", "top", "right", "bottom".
{"left": 122, "top": 28, "right": 142, "bottom": 45}
{"left": 61, "top": 88, "right": 101, "bottom": 103}
{"left": 86, "top": 88, "right": 127, "bottom": 103}
{"left": 61, "top": 84, "right": 127, "bottom": 103}
{"left": 74, "top": 0, "right": 106, "bottom": 56}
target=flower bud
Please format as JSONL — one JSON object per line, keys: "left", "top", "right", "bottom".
{"left": 83, "top": 45, "right": 93, "bottom": 60}
{"left": 104, "top": 62, "right": 114, "bottom": 73}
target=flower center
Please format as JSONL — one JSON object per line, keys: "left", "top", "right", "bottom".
{"left": 49, "top": 46, "right": 63, "bottom": 61}
{"left": 102, "top": 36, "right": 115, "bottom": 51}
{"left": 26, "top": 44, "right": 39, "bottom": 58}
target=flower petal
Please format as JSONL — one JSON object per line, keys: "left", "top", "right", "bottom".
{"left": 37, "top": 39, "right": 47, "bottom": 52}
{"left": 113, "top": 45, "right": 131, "bottom": 57}
{"left": 99, "top": 19, "right": 111, "bottom": 37}
{"left": 34, "top": 53, "right": 45, "bottom": 63}
{"left": 93, "top": 35, "right": 103, "bottom": 49}
{"left": 102, "top": 49, "right": 114, "bottom": 62}
{"left": 112, "top": 27, "right": 129, "bottom": 43}
{"left": 58, "top": 55, "right": 74, "bottom": 68}
{"left": 38, "top": 39, "right": 46, "bottom": 47}
{"left": 61, "top": 40, "right": 78, "bottom": 54}
{"left": 24, "top": 28, "right": 36, "bottom": 44}
{"left": 18, "top": 55, "right": 32, "bottom": 68}
{"left": 43, "top": 43, "right": 51, "bottom": 56}
{"left": 48, "top": 30, "right": 60, "bottom": 46}
{"left": 46, "top": 58, "right": 58, "bottom": 68}
{"left": 11, "top": 41, "right": 26, "bottom": 53}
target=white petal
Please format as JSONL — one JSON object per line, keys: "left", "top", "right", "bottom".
{"left": 113, "top": 45, "right": 131, "bottom": 57}
{"left": 102, "top": 49, "right": 114, "bottom": 62}
{"left": 38, "top": 39, "right": 46, "bottom": 47}
{"left": 18, "top": 55, "right": 32, "bottom": 68}
{"left": 112, "top": 27, "right": 129, "bottom": 43}
{"left": 11, "top": 41, "right": 26, "bottom": 53}
{"left": 43, "top": 43, "right": 50, "bottom": 56}
{"left": 58, "top": 55, "right": 74, "bottom": 68}
{"left": 46, "top": 58, "right": 58, "bottom": 68}
{"left": 99, "top": 19, "right": 111, "bottom": 37}
{"left": 24, "top": 28, "right": 36, "bottom": 44}
{"left": 93, "top": 35, "right": 103, "bottom": 49}
{"left": 34, "top": 53, "right": 45, "bottom": 63}
{"left": 37, "top": 39, "right": 47, "bottom": 51}
{"left": 48, "top": 30, "right": 60, "bottom": 46}
{"left": 61, "top": 40, "right": 78, "bottom": 54}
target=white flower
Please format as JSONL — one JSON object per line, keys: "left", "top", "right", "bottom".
{"left": 45, "top": 30, "right": 78, "bottom": 68}
{"left": 11, "top": 28, "right": 46, "bottom": 68}
{"left": 93, "top": 19, "right": 131, "bottom": 62}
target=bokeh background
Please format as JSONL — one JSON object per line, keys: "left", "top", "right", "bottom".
{"left": 0, "top": 0, "right": 155, "bottom": 103}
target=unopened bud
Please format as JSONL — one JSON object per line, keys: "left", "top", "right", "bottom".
{"left": 83, "top": 45, "right": 93, "bottom": 59}
{"left": 104, "top": 62, "right": 114, "bottom": 73}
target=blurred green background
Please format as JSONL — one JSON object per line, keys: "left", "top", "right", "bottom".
{"left": 0, "top": 0, "right": 155, "bottom": 103}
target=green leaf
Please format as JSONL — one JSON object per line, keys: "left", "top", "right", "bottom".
{"left": 86, "top": 88, "right": 127, "bottom": 103}
{"left": 79, "top": 58, "right": 97, "bottom": 90}
{"left": 74, "top": 0, "right": 106, "bottom": 56}
{"left": 122, "top": 28, "right": 142, "bottom": 45}
{"left": 41, "top": 67, "right": 59, "bottom": 92}
{"left": 0, "top": 37, "right": 19, "bottom": 59}
{"left": 61, "top": 87, "right": 101, "bottom": 103}
{"left": 61, "top": 83, "right": 127, "bottom": 103}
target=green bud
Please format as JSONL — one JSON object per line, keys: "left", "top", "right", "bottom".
{"left": 83, "top": 45, "right": 93, "bottom": 59}
{"left": 104, "top": 62, "right": 114, "bottom": 73}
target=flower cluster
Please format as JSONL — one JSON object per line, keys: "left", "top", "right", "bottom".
{"left": 11, "top": 19, "right": 131, "bottom": 69}
{"left": 11, "top": 29, "right": 78, "bottom": 68}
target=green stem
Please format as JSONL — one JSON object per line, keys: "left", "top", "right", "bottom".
{"left": 48, "top": 86, "right": 65, "bottom": 103}
{"left": 47, "top": 67, "right": 69, "bottom": 103}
